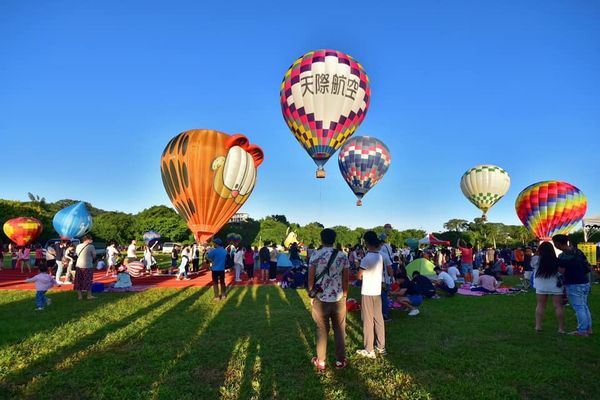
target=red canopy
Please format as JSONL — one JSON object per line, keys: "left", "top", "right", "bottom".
{"left": 418, "top": 233, "right": 450, "bottom": 246}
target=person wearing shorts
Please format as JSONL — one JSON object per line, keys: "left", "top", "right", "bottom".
{"left": 258, "top": 244, "right": 270, "bottom": 283}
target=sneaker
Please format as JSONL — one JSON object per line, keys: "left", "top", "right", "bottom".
{"left": 568, "top": 331, "right": 589, "bottom": 337}
{"left": 355, "top": 349, "right": 376, "bottom": 359}
{"left": 46, "top": 298, "right": 52, "bottom": 306}
{"left": 184, "top": 278, "right": 191, "bottom": 281}
{"left": 35, "top": 307, "right": 44, "bottom": 311}
{"left": 311, "top": 356, "right": 326, "bottom": 370}
{"left": 432, "top": 294, "right": 441, "bottom": 299}
{"left": 335, "top": 358, "right": 348, "bottom": 369}
{"left": 375, "top": 347, "right": 387, "bottom": 355}
{"left": 408, "top": 309, "right": 420, "bottom": 316}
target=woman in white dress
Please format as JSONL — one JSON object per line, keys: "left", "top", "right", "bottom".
{"left": 533, "top": 242, "right": 565, "bottom": 333}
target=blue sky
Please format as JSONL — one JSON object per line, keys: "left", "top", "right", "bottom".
{"left": 1, "top": 0, "right": 598, "bottom": 232}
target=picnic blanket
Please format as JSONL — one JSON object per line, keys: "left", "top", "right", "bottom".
{"left": 104, "top": 285, "right": 155, "bottom": 292}
{"left": 457, "top": 284, "right": 514, "bottom": 296}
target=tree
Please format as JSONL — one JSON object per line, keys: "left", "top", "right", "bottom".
{"left": 91, "top": 212, "right": 135, "bottom": 244}
{"left": 443, "top": 219, "right": 469, "bottom": 232}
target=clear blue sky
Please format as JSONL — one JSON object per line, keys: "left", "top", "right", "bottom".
{"left": 1, "top": 0, "right": 598, "bottom": 232}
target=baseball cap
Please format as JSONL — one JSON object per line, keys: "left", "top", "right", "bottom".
{"left": 213, "top": 238, "right": 223, "bottom": 245}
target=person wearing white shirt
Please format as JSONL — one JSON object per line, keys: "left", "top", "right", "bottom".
{"left": 127, "top": 240, "right": 137, "bottom": 262}
{"left": 233, "top": 245, "right": 245, "bottom": 282}
{"left": 434, "top": 266, "right": 457, "bottom": 296}
{"left": 106, "top": 242, "right": 120, "bottom": 277}
{"left": 447, "top": 265, "right": 461, "bottom": 282}
{"left": 356, "top": 231, "right": 386, "bottom": 359}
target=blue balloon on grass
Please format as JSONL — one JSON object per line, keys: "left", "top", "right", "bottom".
{"left": 53, "top": 202, "right": 93, "bottom": 239}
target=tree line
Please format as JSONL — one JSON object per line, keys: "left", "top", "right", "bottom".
{"left": 0, "top": 197, "right": 584, "bottom": 249}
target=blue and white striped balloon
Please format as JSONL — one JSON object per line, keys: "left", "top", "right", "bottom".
{"left": 53, "top": 202, "right": 93, "bottom": 239}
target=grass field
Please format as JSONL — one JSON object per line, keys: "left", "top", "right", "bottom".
{"left": 0, "top": 275, "right": 598, "bottom": 400}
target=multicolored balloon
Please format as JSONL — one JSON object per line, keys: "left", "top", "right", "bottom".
{"left": 126, "top": 261, "right": 145, "bottom": 278}
{"left": 338, "top": 136, "right": 391, "bottom": 206}
{"left": 515, "top": 181, "right": 587, "bottom": 240}
{"left": 460, "top": 164, "right": 510, "bottom": 220}
{"left": 161, "top": 129, "right": 264, "bottom": 243}
{"left": 52, "top": 202, "right": 93, "bottom": 240}
{"left": 226, "top": 233, "right": 242, "bottom": 245}
{"left": 281, "top": 49, "right": 371, "bottom": 178}
{"left": 143, "top": 231, "right": 161, "bottom": 246}
{"left": 3, "top": 217, "right": 43, "bottom": 246}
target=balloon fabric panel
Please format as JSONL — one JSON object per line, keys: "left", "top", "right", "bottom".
{"left": 160, "top": 129, "right": 264, "bottom": 243}
{"left": 281, "top": 49, "right": 370, "bottom": 175}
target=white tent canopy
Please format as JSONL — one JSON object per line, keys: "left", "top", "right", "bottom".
{"left": 583, "top": 215, "right": 600, "bottom": 242}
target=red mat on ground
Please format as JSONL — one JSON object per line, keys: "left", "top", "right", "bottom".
{"left": 0, "top": 268, "right": 277, "bottom": 291}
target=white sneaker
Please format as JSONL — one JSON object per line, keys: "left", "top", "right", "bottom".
{"left": 375, "top": 347, "right": 387, "bottom": 355}
{"left": 35, "top": 307, "right": 44, "bottom": 311}
{"left": 408, "top": 309, "right": 420, "bottom": 316}
{"left": 46, "top": 298, "right": 52, "bottom": 306}
{"left": 355, "top": 349, "right": 376, "bottom": 358}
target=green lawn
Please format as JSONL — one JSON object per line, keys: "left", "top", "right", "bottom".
{"left": 0, "top": 278, "right": 598, "bottom": 399}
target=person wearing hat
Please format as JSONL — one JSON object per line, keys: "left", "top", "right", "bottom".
{"left": 207, "top": 238, "right": 228, "bottom": 300}
{"left": 356, "top": 231, "right": 387, "bottom": 358}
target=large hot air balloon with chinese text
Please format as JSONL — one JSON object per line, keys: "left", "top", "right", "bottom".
{"left": 53, "top": 202, "right": 93, "bottom": 240}
{"left": 338, "top": 136, "right": 391, "bottom": 206}
{"left": 460, "top": 165, "right": 510, "bottom": 220}
{"left": 281, "top": 49, "right": 371, "bottom": 178}
{"left": 3, "top": 217, "right": 43, "bottom": 246}
{"left": 160, "top": 129, "right": 264, "bottom": 243}
{"left": 515, "top": 181, "right": 587, "bottom": 241}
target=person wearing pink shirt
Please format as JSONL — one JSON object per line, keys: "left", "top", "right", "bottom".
{"left": 25, "top": 264, "right": 56, "bottom": 310}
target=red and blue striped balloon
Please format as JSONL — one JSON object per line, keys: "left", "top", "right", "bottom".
{"left": 338, "top": 136, "right": 391, "bottom": 206}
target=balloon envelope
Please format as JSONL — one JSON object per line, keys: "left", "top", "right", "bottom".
{"left": 3, "top": 217, "right": 43, "bottom": 246}
{"left": 160, "top": 129, "right": 264, "bottom": 243}
{"left": 460, "top": 165, "right": 510, "bottom": 219}
{"left": 127, "top": 261, "right": 145, "bottom": 278}
{"left": 515, "top": 180, "right": 587, "bottom": 240}
{"left": 281, "top": 49, "right": 371, "bottom": 178}
{"left": 338, "top": 136, "right": 391, "bottom": 205}
{"left": 53, "top": 202, "right": 93, "bottom": 240}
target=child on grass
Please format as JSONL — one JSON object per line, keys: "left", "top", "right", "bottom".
{"left": 25, "top": 264, "right": 55, "bottom": 310}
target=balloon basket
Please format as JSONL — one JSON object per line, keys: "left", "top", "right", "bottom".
{"left": 316, "top": 169, "right": 326, "bottom": 179}
{"left": 356, "top": 200, "right": 363, "bottom": 206}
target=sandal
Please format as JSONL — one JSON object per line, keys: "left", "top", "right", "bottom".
{"left": 311, "top": 357, "right": 326, "bottom": 371}
{"left": 335, "top": 358, "right": 348, "bottom": 369}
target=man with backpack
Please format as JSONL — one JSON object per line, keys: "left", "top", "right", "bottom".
{"left": 553, "top": 234, "right": 592, "bottom": 336}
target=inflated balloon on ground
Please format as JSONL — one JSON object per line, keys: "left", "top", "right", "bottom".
{"left": 160, "top": 129, "right": 264, "bottom": 243}
{"left": 515, "top": 180, "right": 587, "bottom": 240}
{"left": 281, "top": 49, "right": 371, "bottom": 178}
{"left": 338, "top": 136, "right": 391, "bottom": 206}
{"left": 53, "top": 202, "right": 93, "bottom": 239}
{"left": 3, "top": 217, "right": 43, "bottom": 246}
{"left": 460, "top": 164, "right": 510, "bottom": 220}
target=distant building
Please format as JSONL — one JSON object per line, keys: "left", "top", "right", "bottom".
{"left": 229, "top": 213, "right": 249, "bottom": 223}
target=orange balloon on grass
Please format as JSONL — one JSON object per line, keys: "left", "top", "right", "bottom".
{"left": 160, "top": 129, "right": 264, "bottom": 243}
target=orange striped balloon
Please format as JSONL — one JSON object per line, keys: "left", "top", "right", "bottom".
{"left": 160, "top": 129, "right": 264, "bottom": 243}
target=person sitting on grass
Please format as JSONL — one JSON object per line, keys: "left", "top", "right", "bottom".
{"left": 25, "top": 264, "right": 55, "bottom": 310}
{"left": 389, "top": 274, "right": 422, "bottom": 316}
{"left": 113, "top": 265, "right": 133, "bottom": 289}
{"left": 433, "top": 266, "right": 457, "bottom": 296}
{"left": 471, "top": 269, "right": 499, "bottom": 293}
{"left": 411, "top": 271, "right": 437, "bottom": 299}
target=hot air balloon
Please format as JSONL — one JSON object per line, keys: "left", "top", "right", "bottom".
{"left": 338, "top": 136, "right": 391, "bottom": 206}
{"left": 160, "top": 129, "right": 264, "bottom": 243}
{"left": 53, "top": 202, "right": 93, "bottom": 240}
{"left": 460, "top": 165, "right": 511, "bottom": 220}
{"left": 281, "top": 49, "right": 371, "bottom": 178}
{"left": 143, "top": 231, "right": 161, "bottom": 247}
{"left": 3, "top": 217, "right": 43, "bottom": 246}
{"left": 515, "top": 181, "right": 587, "bottom": 241}
{"left": 126, "top": 261, "right": 145, "bottom": 278}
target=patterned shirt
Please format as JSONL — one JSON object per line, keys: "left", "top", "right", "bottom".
{"left": 309, "top": 247, "right": 349, "bottom": 302}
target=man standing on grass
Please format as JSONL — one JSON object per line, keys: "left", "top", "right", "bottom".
{"left": 207, "top": 238, "right": 228, "bottom": 301}
{"left": 127, "top": 240, "right": 137, "bottom": 262}
{"left": 457, "top": 238, "right": 474, "bottom": 283}
{"left": 356, "top": 231, "right": 386, "bottom": 359}
{"left": 74, "top": 235, "right": 96, "bottom": 301}
{"left": 552, "top": 234, "right": 592, "bottom": 337}
{"left": 268, "top": 242, "right": 278, "bottom": 281}
{"left": 308, "top": 228, "right": 349, "bottom": 370}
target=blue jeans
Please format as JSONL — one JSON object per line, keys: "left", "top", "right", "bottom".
{"left": 35, "top": 291, "right": 48, "bottom": 308}
{"left": 566, "top": 283, "right": 592, "bottom": 333}
{"left": 381, "top": 288, "right": 389, "bottom": 318}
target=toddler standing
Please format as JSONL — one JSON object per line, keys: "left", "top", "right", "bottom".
{"left": 25, "top": 264, "right": 56, "bottom": 310}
